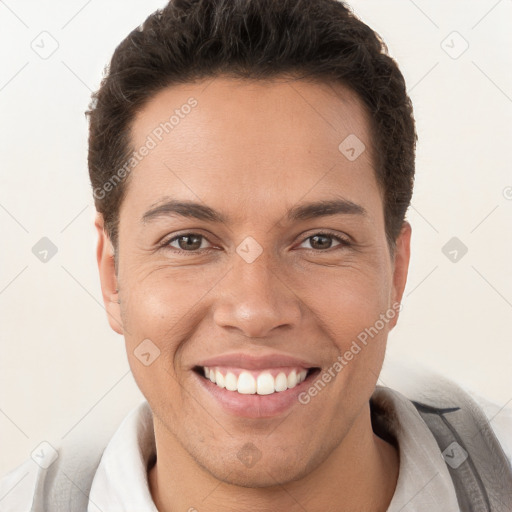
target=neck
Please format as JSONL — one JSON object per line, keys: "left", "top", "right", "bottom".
{"left": 148, "top": 404, "right": 399, "bottom": 512}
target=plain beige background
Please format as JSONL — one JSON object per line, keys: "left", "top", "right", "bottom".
{"left": 1, "top": 0, "right": 511, "bottom": 477}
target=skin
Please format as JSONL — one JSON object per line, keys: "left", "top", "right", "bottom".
{"left": 96, "top": 76, "right": 411, "bottom": 511}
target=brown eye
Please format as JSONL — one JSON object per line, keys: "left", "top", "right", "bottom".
{"left": 309, "top": 234, "right": 334, "bottom": 250}
{"left": 298, "top": 232, "right": 349, "bottom": 251}
{"left": 168, "top": 233, "right": 209, "bottom": 251}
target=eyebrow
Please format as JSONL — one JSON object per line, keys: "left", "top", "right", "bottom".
{"left": 142, "top": 199, "right": 226, "bottom": 224}
{"left": 141, "top": 197, "right": 366, "bottom": 224}
{"left": 287, "top": 198, "right": 366, "bottom": 221}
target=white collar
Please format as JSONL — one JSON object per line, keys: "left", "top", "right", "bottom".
{"left": 87, "top": 399, "right": 158, "bottom": 512}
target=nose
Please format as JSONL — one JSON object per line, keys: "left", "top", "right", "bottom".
{"left": 212, "top": 249, "right": 303, "bottom": 339}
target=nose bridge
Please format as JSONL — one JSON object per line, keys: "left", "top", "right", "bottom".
{"left": 212, "top": 246, "right": 302, "bottom": 338}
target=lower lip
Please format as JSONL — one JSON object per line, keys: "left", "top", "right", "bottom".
{"left": 194, "top": 370, "right": 319, "bottom": 419}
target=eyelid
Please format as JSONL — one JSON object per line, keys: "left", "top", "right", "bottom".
{"left": 296, "top": 230, "right": 351, "bottom": 250}
{"left": 158, "top": 231, "right": 217, "bottom": 253}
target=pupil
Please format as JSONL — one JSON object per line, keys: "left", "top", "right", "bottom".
{"left": 311, "top": 235, "right": 331, "bottom": 250}
{"left": 179, "top": 235, "right": 201, "bottom": 250}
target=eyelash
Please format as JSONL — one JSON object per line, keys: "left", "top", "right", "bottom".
{"left": 160, "top": 231, "right": 352, "bottom": 255}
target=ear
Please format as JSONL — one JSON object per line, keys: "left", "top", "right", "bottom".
{"left": 95, "top": 214, "right": 124, "bottom": 335}
{"left": 388, "top": 221, "right": 411, "bottom": 330}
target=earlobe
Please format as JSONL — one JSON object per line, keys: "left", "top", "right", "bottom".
{"left": 95, "top": 214, "right": 124, "bottom": 335}
{"left": 389, "top": 221, "right": 412, "bottom": 329}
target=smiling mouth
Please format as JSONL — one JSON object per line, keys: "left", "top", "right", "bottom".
{"left": 193, "top": 366, "right": 321, "bottom": 395}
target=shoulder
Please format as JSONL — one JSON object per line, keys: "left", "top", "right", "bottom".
{"left": 0, "top": 435, "right": 107, "bottom": 511}
{"left": 0, "top": 401, "right": 148, "bottom": 511}
{"left": 0, "top": 457, "right": 44, "bottom": 511}
{"left": 468, "top": 390, "right": 512, "bottom": 465}
{"left": 380, "top": 359, "right": 512, "bottom": 465}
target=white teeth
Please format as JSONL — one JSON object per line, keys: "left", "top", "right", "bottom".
{"left": 225, "top": 371, "right": 238, "bottom": 391}
{"left": 215, "top": 370, "right": 225, "bottom": 388}
{"left": 275, "top": 372, "right": 288, "bottom": 392}
{"left": 256, "top": 372, "right": 275, "bottom": 395}
{"left": 201, "top": 367, "right": 309, "bottom": 395}
{"left": 287, "top": 370, "right": 297, "bottom": 388}
{"left": 237, "top": 371, "right": 256, "bottom": 394}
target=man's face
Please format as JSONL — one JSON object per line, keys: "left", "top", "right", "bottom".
{"left": 97, "top": 77, "right": 410, "bottom": 486}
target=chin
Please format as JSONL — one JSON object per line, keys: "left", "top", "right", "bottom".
{"left": 193, "top": 447, "right": 316, "bottom": 489}
{"left": 209, "top": 464, "right": 307, "bottom": 489}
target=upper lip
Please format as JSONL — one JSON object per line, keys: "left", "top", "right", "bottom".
{"left": 194, "top": 353, "right": 320, "bottom": 371}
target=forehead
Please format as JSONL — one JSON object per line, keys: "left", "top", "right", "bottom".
{"left": 130, "top": 76, "right": 373, "bottom": 155}
{"left": 124, "top": 76, "right": 380, "bottom": 223}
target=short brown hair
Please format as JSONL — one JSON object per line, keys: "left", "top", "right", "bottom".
{"left": 86, "top": 0, "right": 416, "bottom": 251}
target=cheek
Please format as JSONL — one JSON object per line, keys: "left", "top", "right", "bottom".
{"left": 118, "top": 267, "right": 223, "bottom": 385}
{"left": 118, "top": 274, "right": 202, "bottom": 422}
{"left": 288, "top": 260, "right": 393, "bottom": 399}
{"left": 290, "top": 261, "right": 391, "bottom": 338}
{"left": 120, "top": 267, "right": 214, "bottom": 335}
